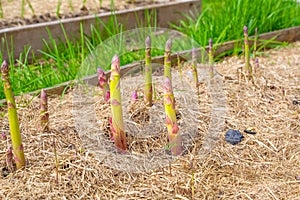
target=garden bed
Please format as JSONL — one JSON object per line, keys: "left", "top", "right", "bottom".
{"left": 0, "top": 39, "right": 299, "bottom": 199}
{"left": 0, "top": 0, "right": 201, "bottom": 58}
{"left": 0, "top": 0, "right": 174, "bottom": 27}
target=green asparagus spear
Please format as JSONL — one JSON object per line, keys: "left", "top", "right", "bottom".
{"left": 144, "top": 36, "right": 153, "bottom": 106}
{"left": 40, "top": 89, "right": 49, "bottom": 131}
{"left": 163, "top": 77, "right": 183, "bottom": 156}
{"left": 110, "top": 55, "right": 127, "bottom": 153}
{"left": 1, "top": 60, "right": 25, "bottom": 169}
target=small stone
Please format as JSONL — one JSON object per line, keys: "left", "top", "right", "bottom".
{"left": 292, "top": 100, "right": 300, "bottom": 105}
{"left": 225, "top": 129, "right": 244, "bottom": 145}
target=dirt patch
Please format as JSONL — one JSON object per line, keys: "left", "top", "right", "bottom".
{"left": 0, "top": 42, "right": 299, "bottom": 199}
{"left": 0, "top": 0, "right": 173, "bottom": 29}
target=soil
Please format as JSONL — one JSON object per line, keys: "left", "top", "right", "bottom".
{"left": 0, "top": 41, "right": 300, "bottom": 199}
{"left": 0, "top": 0, "right": 172, "bottom": 29}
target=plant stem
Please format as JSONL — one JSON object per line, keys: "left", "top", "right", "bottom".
{"left": 209, "top": 38, "right": 214, "bottom": 78}
{"left": 21, "top": 0, "right": 25, "bottom": 18}
{"left": 0, "top": 0, "right": 3, "bottom": 18}
{"left": 56, "top": 0, "right": 62, "bottom": 18}
{"left": 255, "top": 57, "right": 259, "bottom": 74}
{"left": 164, "top": 39, "right": 172, "bottom": 81}
{"left": 26, "top": 0, "right": 35, "bottom": 16}
{"left": 40, "top": 89, "right": 49, "bottom": 131}
{"left": 191, "top": 48, "right": 198, "bottom": 86}
{"left": 253, "top": 27, "right": 258, "bottom": 59}
{"left": 244, "top": 26, "right": 252, "bottom": 75}
{"left": 110, "top": 55, "right": 127, "bottom": 153}
{"left": 69, "top": 0, "right": 74, "bottom": 11}
{"left": 1, "top": 61, "right": 25, "bottom": 169}
{"left": 163, "top": 39, "right": 182, "bottom": 155}
{"left": 177, "top": 53, "right": 183, "bottom": 84}
{"left": 52, "top": 139, "right": 59, "bottom": 185}
{"left": 97, "top": 68, "right": 110, "bottom": 102}
{"left": 144, "top": 36, "right": 153, "bottom": 106}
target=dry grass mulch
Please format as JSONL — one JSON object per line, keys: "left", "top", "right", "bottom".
{"left": 0, "top": 41, "right": 300, "bottom": 199}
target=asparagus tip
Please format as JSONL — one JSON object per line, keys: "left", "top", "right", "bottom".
{"left": 1, "top": 132, "right": 6, "bottom": 140}
{"left": 244, "top": 26, "right": 248, "bottom": 36}
{"left": 131, "top": 90, "right": 138, "bottom": 101}
{"left": 255, "top": 58, "right": 259, "bottom": 67}
{"left": 41, "top": 89, "right": 47, "bottom": 99}
{"left": 145, "top": 35, "right": 151, "bottom": 49}
{"left": 111, "top": 54, "right": 120, "bottom": 73}
{"left": 165, "top": 39, "right": 172, "bottom": 52}
{"left": 209, "top": 38, "right": 213, "bottom": 48}
{"left": 105, "top": 91, "right": 110, "bottom": 102}
{"left": 97, "top": 67, "right": 105, "bottom": 76}
{"left": 1, "top": 60, "right": 8, "bottom": 73}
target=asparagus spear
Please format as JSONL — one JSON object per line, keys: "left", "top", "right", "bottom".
{"left": 110, "top": 55, "right": 127, "bottom": 153}
{"left": 191, "top": 48, "right": 198, "bottom": 86}
{"left": 177, "top": 53, "right": 183, "bottom": 84}
{"left": 40, "top": 89, "right": 49, "bottom": 131}
{"left": 97, "top": 68, "right": 110, "bottom": 102}
{"left": 244, "top": 26, "right": 252, "bottom": 75}
{"left": 164, "top": 39, "right": 172, "bottom": 81}
{"left": 144, "top": 36, "right": 153, "bottom": 106}
{"left": 255, "top": 58, "right": 259, "bottom": 74}
{"left": 253, "top": 27, "right": 258, "bottom": 59}
{"left": 209, "top": 38, "right": 214, "bottom": 77}
{"left": 131, "top": 90, "right": 138, "bottom": 102}
{"left": 1, "top": 132, "right": 7, "bottom": 140}
{"left": 163, "top": 77, "right": 183, "bottom": 156}
{"left": 1, "top": 60, "right": 25, "bottom": 169}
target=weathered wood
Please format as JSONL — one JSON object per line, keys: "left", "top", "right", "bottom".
{"left": 0, "top": 0, "right": 201, "bottom": 59}
{"left": 43, "top": 26, "right": 300, "bottom": 96}
{"left": 214, "top": 26, "right": 300, "bottom": 56}
{"left": 0, "top": 25, "right": 300, "bottom": 104}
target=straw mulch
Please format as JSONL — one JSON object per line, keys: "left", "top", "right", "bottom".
{"left": 0, "top": 41, "right": 300, "bottom": 199}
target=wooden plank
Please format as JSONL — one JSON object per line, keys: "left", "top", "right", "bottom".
{"left": 1, "top": 25, "right": 300, "bottom": 104}
{"left": 214, "top": 26, "right": 300, "bottom": 57}
{"left": 0, "top": 0, "right": 201, "bottom": 59}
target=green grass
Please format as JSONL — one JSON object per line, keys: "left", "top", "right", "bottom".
{"left": 173, "top": 0, "right": 300, "bottom": 47}
{"left": 0, "top": 0, "right": 300, "bottom": 100}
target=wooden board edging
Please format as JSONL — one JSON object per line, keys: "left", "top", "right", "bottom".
{"left": 0, "top": 25, "right": 300, "bottom": 104}
{"left": 0, "top": 0, "right": 201, "bottom": 59}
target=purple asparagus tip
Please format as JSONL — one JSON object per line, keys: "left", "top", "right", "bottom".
{"left": 1, "top": 60, "right": 9, "bottom": 81}
{"left": 1, "top": 132, "right": 6, "bottom": 140}
{"left": 131, "top": 90, "right": 138, "bottom": 101}
{"left": 244, "top": 26, "right": 248, "bottom": 36}
{"left": 105, "top": 91, "right": 110, "bottom": 102}
{"left": 97, "top": 68, "right": 106, "bottom": 87}
{"left": 209, "top": 38, "right": 213, "bottom": 48}
{"left": 41, "top": 89, "right": 47, "bottom": 99}
{"left": 111, "top": 54, "right": 120, "bottom": 73}
{"left": 97, "top": 68, "right": 105, "bottom": 77}
{"left": 145, "top": 35, "right": 151, "bottom": 49}
{"left": 1, "top": 60, "right": 8, "bottom": 72}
